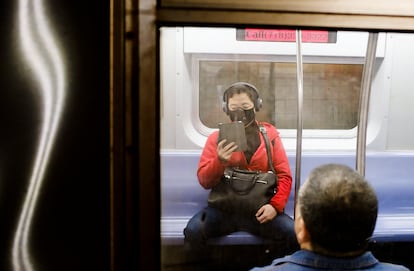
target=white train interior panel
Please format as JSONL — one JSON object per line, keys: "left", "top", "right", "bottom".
{"left": 161, "top": 27, "right": 414, "bottom": 152}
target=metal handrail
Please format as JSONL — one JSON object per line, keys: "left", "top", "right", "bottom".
{"left": 356, "top": 32, "right": 378, "bottom": 176}
{"left": 294, "top": 30, "right": 304, "bottom": 218}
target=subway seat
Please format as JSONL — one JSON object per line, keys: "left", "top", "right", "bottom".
{"left": 161, "top": 151, "right": 414, "bottom": 245}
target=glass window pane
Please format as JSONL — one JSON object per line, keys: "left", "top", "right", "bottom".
{"left": 199, "top": 61, "right": 362, "bottom": 129}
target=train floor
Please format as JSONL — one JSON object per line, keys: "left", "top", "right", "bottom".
{"left": 161, "top": 244, "right": 284, "bottom": 271}
{"left": 161, "top": 242, "right": 414, "bottom": 271}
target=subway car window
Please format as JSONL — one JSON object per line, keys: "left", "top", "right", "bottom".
{"left": 199, "top": 61, "right": 362, "bottom": 129}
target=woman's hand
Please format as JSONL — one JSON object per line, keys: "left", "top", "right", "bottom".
{"left": 255, "top": 204, "right": 277, "bottom": 224}
{"left": 217, "top": 139, "right": 238, "bottom": 162}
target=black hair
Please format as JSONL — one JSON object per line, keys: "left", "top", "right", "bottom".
{"left": 299, "top": 164, "right": 378, "bottom": 256}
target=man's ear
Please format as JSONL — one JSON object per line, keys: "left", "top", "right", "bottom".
{"left": 295, "top": 216, "right": 311, "bottom": 244}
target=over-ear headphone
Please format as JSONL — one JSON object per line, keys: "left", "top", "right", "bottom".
{"left": 222, "top": 82, "right": 263, "bottom": 114}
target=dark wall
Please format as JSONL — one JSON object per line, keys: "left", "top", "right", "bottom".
{"left": 0, "top": 1, "right": 110, "bottom": 270}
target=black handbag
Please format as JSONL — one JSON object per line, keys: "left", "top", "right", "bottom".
{"left": 207, "top": 125, "right": 278, "bottom": 216}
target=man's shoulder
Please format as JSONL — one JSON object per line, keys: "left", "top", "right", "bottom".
{"left": 251, "top": 251, "right": 410, "bottom": 271}
{"left": 374, "top": 262, "right": 410, "bottom": 271}
{"left": 250, "top": 261, "right": 410, "bottom": 271}
{"left": 250, "top": 252, "right": 311, "bottom": 271}
{"left": 250, "top": 262, "right": 304, "bottom": 271}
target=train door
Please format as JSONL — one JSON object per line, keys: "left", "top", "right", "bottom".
{"left": 159, "top": 26, "right": 414, "bottom": 270}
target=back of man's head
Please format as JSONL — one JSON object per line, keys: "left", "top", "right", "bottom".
{"left": 299, "top": 164, "right": 378, "bottom": 256}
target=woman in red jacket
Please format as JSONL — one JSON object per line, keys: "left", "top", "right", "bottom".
{"left": 183, "top": 82, "right": 299, "bottom": 259}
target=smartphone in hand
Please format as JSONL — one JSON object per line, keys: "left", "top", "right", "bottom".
{"left": 218, "top": 121, "right": 248, "bottom": 151}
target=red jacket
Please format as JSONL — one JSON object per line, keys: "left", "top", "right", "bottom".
{"left": 197, "top": 122, "right": 292, "bottom": 213}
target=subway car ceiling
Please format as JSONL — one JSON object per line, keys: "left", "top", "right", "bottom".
{"left": 156, "top": 0, "right": 414, "bottom": 31}
{"left": 160, "top": 27, "right": 414, "bottom": 152}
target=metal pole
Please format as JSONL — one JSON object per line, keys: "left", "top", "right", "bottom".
{"left": 356, "top": 32, "right": 378, "bottom": 176}
{"left": 294, "top": 30, "right": 304, "bottom": 218}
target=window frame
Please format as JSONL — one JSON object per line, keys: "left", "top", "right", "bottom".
{"left": 191, "top": 52, "right": 366, "bottom": 150}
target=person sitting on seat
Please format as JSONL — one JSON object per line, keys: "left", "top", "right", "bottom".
{"left": 184, "top": 82, "right": 298, "bottom": 258}
{"left": 251, "top": 163, "right": 410, "bottom": 271}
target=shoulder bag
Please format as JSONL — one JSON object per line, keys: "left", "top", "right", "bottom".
{"left": 207, "top": 125, "right": 278, "bottom": 217}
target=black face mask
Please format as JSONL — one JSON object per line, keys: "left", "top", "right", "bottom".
{"left": 228, "top": 108, "right": 255, "bottom": 125}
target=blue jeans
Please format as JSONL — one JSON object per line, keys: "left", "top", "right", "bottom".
{"left": 183, "top": 206, "right": 299, "bottom": 254}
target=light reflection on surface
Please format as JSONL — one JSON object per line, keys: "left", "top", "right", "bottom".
{"left": 13, "top": 0, "right": 65, "bottom": 270}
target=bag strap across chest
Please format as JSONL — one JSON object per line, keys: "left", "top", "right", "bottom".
{"left": 259, "top": 124, "right": 275, "bottom": 173}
